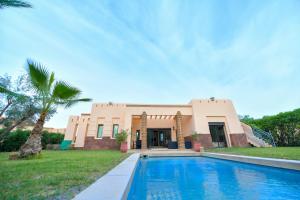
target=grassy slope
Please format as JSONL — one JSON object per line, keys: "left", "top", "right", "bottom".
{"left": 0, "top": 150, "right": 129, "bottom": 200}
{"left": 206, "top": 147, "right": 300, "bottom": 160}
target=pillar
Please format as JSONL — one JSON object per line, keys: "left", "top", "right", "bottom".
{"left": 124, "top": 114, "right": 132, "bottom": 149}
{"left": 141, "top": 111, "right": 147, "bottom": 150}
{"left": 176, "top": 111, "right": 185, "bottom": 150}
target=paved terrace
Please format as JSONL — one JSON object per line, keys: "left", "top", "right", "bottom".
{"left": 128, "top": 148, "right": 202, "bottom": 157}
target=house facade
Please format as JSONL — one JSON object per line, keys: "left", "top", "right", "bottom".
{"left": 64, "top": 99, "right": 248, "bottom": 150}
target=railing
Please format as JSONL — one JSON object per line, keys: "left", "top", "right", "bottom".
{"left": 251, "top": 126, "right": 276, "bottom": 147}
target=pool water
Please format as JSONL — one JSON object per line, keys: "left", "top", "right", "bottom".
{"left": 127, "top": 157, "right": 300, "bottom": 200}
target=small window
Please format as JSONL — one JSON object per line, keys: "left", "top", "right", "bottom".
{"left": 112, "top": 124, "right": 119, "bottom": 138}
{"left": 97, "top": 124, "right": 104, "bottom": 138}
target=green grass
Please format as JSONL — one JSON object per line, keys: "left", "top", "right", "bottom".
{"left": 0, "top": 150, "right": 129, "bottom": 200}
{"left": 206, "top": 147, "right": 300, "bottom": 160}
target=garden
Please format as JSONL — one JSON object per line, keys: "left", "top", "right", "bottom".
{"left": 0, "top": 150, "right": 128, "bottom": 199}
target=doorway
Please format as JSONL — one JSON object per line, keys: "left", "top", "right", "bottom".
{"left": 209, "top": 123, "right": 227, "bottom": 148}
{"left": 147, "top": 128, "right": 171, "bottom": 148}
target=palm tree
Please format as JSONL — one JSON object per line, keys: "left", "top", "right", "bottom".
{"left": 0, "top": 0, "right": 32, "bottom": 9}
{"left": 19, "top": 60, "right": 91, "bottom": 157}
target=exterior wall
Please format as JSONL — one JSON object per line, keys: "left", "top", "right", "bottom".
{"left": 64, "top": 116, "right": 79, "bottom": 141}
{"left": 64, "top": 99, "right": 247, "bottom": 149}
{"left": 43, "top": 127, "right": 66, "bottom": 134}
{"left": 181, "top": 116, "right": 193, "bottom": 137}
{"left": 87, "top": 103, "right": 127, "bottom": 138}
{"left": 206, "top": 116, "right": 231, "bottom": 147}
{"left": 184, "top": 134, "right": 214, "bottom": 148}
{"left": 190, "top": 99, "right": 245, "bottom": 147}
{"left": 74, "top": 114, "right": 90, "bottom": 148}
{"left": 85, "top": 103, "right": 128, "bottom": 149}
{"left": 230, "top": 134, "right": 249, "bottom": 147}
{"left": 84, "top": 136, "right": 118, "bottom": 150}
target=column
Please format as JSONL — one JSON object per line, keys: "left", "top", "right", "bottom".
{"left": 141, "top": 111, "right": 147, "bottom": 150}
{"left": 176, "top": 111, "right": 185, "bottom": 150}
{"left": 124, "top": 113, "right": 132, "bottom": 149}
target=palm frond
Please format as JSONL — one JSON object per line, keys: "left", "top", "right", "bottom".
{"left": 0, "top": 85, "right": 17, "bottom": 96}
{"left": 52, "top": 81, "right": 81, "bottom": 100}
{"left": 0, "top": 85, "right": 27, "bottom": 100}
{"left": 27, "top": 59, "right": 50, "bottom": 93}
{"left": 54, "top": 98, "right": 92, "bottom": 108}
{"left": 48, "top": 72, "right": 55, "bottom": 90}
{"left": 64, "top": 98, "right": 92, "bottom": 108}
{"left": 0, "top": 0, "right": 32, "bottom": 9}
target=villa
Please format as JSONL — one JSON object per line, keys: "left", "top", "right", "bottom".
{"left": 64, "top": 98, "right": 251, "bottom": 150}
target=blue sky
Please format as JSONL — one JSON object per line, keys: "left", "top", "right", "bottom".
{"left": 1, "top": 0, "right": 300, "bottom": 128}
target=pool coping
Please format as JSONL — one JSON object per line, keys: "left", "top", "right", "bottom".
{"left": 73, "top": 152, "right": 300, "bottom": 200}
{"left": 202, "top": 152, "right": 300, "bottom": 171}
{"left": 73, "top": 153, "right": 140, "bottom": 200}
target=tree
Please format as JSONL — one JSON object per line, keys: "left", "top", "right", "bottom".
{"left": 0, "top": 97, "right": 42, "bottom": 142}
{"left": 19, "top": 60, "right": 91, "bottom": 157}
{"left": 0, "top": 74, "right": 30, "bottom": 120}
{"left": 241, "top": 109, "right": 300, "bottom": 146}
{"left": 0, "top": 0, "right": 32, "bottom": 9}
{"left": 0, "top": 74, "right": 42, "bottom": 143}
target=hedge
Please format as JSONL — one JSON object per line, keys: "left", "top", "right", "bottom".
{"left": 0, "top": 129, "right": 64, "bottom": 152}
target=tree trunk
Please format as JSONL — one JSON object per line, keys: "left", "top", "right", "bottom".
{"left": 0, "top": 101, "right": 12, "bottom": 118}
{"left": 19, "top": 112, "right": 47, "bottom": 158}
{"left": 0, "top": 116, "right": 28, "bottom": 142}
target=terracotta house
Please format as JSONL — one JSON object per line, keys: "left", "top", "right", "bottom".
{"left": 64, "top": 99, "right": 249, "bottom": 150}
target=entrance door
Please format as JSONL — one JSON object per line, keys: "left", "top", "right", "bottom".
{"left": 147, "top": 128, "right": 171, "bottom": 148}
{"left": 209, "top": 123, "right": 227, "bottom": 148}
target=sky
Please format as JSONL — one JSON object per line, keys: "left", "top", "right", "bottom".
{"left": 0, "top": 0, "right": 300, "bottom": 128}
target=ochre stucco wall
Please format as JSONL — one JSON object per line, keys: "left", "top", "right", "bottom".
{"left": 64, "top": 99, "right": 246, "bottom": 149}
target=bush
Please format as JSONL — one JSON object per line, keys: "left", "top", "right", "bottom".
{"left": 41, "top": 130, "right": 64, "bottom": 149}
{"left": 0, "top": 129, "right": 29, "bottom": 152}
{"left": 115, "top": 130, "right": 128, "bottom": 145}
{"left": 0, "top": 129, "right": 64, "bottom": 152}
{"left": 191, "top": 132, "right": 198, "bottom": 141}
{"left": 241, "top": 108, "right": 300, "bottom": 146}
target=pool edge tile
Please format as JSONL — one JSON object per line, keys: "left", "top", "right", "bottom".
{"left": 73, "top": 153, "right": 140, "bottom": 200}
{"left": 202, "top": 152, "right": 300, "bottom": 171}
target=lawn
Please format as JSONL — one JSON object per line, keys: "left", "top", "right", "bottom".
{"left": 206, "top": 147, "right": 300, "bottom": 160}
{"left": 0, "top": 150, "right": 129, "bottom": 200}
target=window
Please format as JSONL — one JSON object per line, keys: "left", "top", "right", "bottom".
{"left": 160, "top": 132, "right": 164, "bottom": 142}
{"left": 112, "top": 124, "right": 119, "bottom": 138}
{"left": 97, "top": 124, "right": 104, "bottom": 138}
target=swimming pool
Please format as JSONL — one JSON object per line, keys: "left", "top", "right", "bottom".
{"left": 127, "top": 157, "right": 300, "bottom": 200}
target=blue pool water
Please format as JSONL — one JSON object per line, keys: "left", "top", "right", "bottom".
{"left": 127, "top": 157, "right": 300, "bottom": 200}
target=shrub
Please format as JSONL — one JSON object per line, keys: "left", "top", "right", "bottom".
{"left": 41, "top": 131, "right": 64, "bottom": 149}
{"left": 115, "top": 130, "right": 128, "bottom": 145}
{"left": 0, "top": 129, "right": 64, "bottom": 152}
{"left": 191, "top": 132, "right": 198, "bottom": 141}
{"left": 0, "top": 129, "right": 29, "bottom": 152}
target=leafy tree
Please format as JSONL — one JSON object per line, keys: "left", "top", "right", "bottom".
{"left": 0, "top": 96, "right": 47, "bottom": 142}
{"left": 0, "top": 74, "right": 34, "bottom": 126}
{"left": 19, "top": 60, "right": 91, "bottom": 157}
{"left": 0, "top": 74, "right": 41, "bottom": 141}
{"left": 241, "top": 109, "right": 300, "bottom": 146}
{"left": 0, "top": 0, "right": 32, "bottom": 9}
{"left": 0, "top": 74, "right": 30, "bottom": 119}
